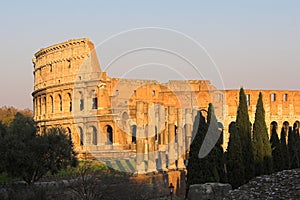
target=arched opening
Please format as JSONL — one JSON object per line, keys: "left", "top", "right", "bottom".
{"left": 79, "top": 91, "right": 84, "bottom": 111}
{"left": 39, "top": 97, "right": 42, "bottom": 115}
{"left": 218, "top": 122, "right": 224, "bottom": 145}
{"left": 91, "top": 90, "right": 97, "bottom": 110}
{"left": 66, "top": 127, "right": 71, "bottom": 137}
{"left": 281, "top": 121, "right": 290, "bottom": 144}
{"left": 67, "top": 93, "right": 72, "bottom": 112}
{"left": 92, "top": 126, "right": 97, "bottom": 145}
{"left": 78, "top": 127, "right": 84, "bottom": 146}
{"left": 132, "top": 125, "right": 137, "bottom": 144}
{"left": 43, "top": 96, "right": 46, "bottom": 114}
{"left": 58, "top": 94, "right": 62, "bottom": 111}
{"left": 270, "top": 121, "right": 278, "bottom": 137}
{"left": 293, "top": 121, "right": 300, "bottom": 135}
{"left": 106, "top": 125, "right": 113, "bottom": 144}
{"left": 50, "top": 95, "right": 54, "bottom": 113}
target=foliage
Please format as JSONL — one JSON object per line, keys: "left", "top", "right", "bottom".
{"left": 0, "top": 106, "right": 32, "bottom": 126}
{"left": 0, "top": 113, "right": 78, "bottom": 185}
{"left": 270, "top": 123, "right": 282, "bottom": 172}
{"left": 235, "top": 88, "right": 254, "bottom": 181}
{"left": 186, "top": 104, "right": 224, "bottom": 195}
{"left": 280, "top": 125, "right": 290, "bottom": 170}
{"left": 288, "top": 123, "right": 299, "bottom": 169}
{"left": 226, "top": 122, "right": 245, "bottom": 189}
{"left": 252, "top": 92, "right": 272, "bottom": 175}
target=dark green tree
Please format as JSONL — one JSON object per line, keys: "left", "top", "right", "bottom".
{"left": 288, "top": 123, "right": 299, "bottom": 169}
{"left": 270, "top": 122, "right": 282, "bottom": 172}
{"left": 186, "top": 104, "right": 224, "bottom": 196}
{"left": 252, "top": 92, "right": 272, "bottom": 175}
{"left": 0, "top": 121, "right": 7, "bottom": 172}
{"left": 0, "top": 113, "right": 78, "bottom": 184}
{"left": 280, "top": 122, "right": 290, "bottom": 170}
{"left": 186, "top": 111, "right": 207, "bottom": 193}
{"left": 206, "top": 103, "right": 226, "bottom": 183}
{"left": 235, "top": 88, "right": 254, "bottom": 181}
{"left": 226, "top": 122, "right": 245, "bottom": 189}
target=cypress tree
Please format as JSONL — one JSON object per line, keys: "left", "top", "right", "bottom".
{"left": 270, "top": 122, "right": 282, "bottom": 172}
{"left": 206, "top": 103, "right": 225, "bottom": 182}
{"left": 236, "top": 88, "right": 254, "bottom": 181}
{"left": 252, "top": 92, "right": 272, "bottom": 175}
{"left": 186, "top": 104, "right": 225, "bottom": 196}
{"left": 186, "top": 111, "right": 208, "bottom": 189}
{"left": 288, "top": 123, "right": 299, "bottom": 169}
{"left": 226, "top": 122, "right": 245, "bottom": 189}
{"left": 280, "top": 123, "right": 290, "bottom": 170}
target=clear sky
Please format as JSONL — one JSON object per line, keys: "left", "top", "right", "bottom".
{"left": 0, "top": 0, "right": 299, "bottom": 109}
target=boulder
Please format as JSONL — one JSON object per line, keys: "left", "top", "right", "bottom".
{"left": 188, "top": 183, "right": 232, "bottom": 200}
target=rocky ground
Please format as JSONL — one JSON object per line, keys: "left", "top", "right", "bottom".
{"left": 224, "top": 169, "right": 300, "bottom": 200}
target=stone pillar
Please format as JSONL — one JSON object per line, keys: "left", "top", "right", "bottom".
{"left": 168, "top": 106, "right": 176, "bottom": 170}
{"left": 136, "top": 101, "right": 146, "bottom": 174}
{"left": 185, "top": 108, "right": 193, "bottom": 150}
{"left": 177, "top": 108, "right": 185, "bottom": 169}
{"left": 147, "top": 104, "right": 156, "bottom": 172}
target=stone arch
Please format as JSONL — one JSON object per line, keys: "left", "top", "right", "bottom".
{"left": 270, "top": 121, "right": 278, "bottom": 136}
{"left": 92, "top": 126, "right": 97, "bottom": 145}
{"left": 218, "top": 122, "right": 224, "bottom": 144}
{"left": 78, "top": 126, "right": 84, "bottom": 146}
{"left": 90, "top": 89, "right": 98, "bottom": 109}
{"left": 120, "top": 112, "right": 130, "bottom": 134}
{"left": 293, "top": 120, "right": 300, "bottom": 134}
{"left": 43, "top": 96, "right": 47, "bottom": 114}
{"left": 132, "top": 125, "right": 137, "bottom": 143}
{"left": 105, "top": 125, "right": 113, "bottom": 144}
{"left": 281, "top": 121, "right": 290, "bottom": 144}
{"left": 66, "top": 127, "right": 72, "bottom": 137}
{"left": 49, "top": 95, "right": 54, "bottom": 113}
{"left": 78, "top": 91, "right": 84, "bottom": 111}
{"left": 67, "top": 92, "right": 72, "bottom": 112}
{"left": 56, "top": 94, "right": 62, "bottom": 112}
{"left": 87, "top": 126, "right": 97, "bottom": 145}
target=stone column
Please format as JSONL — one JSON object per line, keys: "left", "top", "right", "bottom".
{"left": 147, "top": 104, "right": 156, "bottom": 172}
{"left": 185, "top": 108, "right": 193, "bottom": 150}
{"left": 168, "top": 106, "right": 176, "bottom": 170}
{"left": 136, "top": 101, "right": 146, "bottom": 174}
{"left": 177, "top": 108, "right": 185, "bottom": 170}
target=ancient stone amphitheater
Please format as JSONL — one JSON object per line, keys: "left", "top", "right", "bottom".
{"left": 32, "top": 38, "right": 300, "bottom": 173}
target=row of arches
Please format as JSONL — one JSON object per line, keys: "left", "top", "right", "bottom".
{"left": 34, "top": 89, "right": 99, "bottom": 117}
{"left": 77, "top": 125, "right": 113, "bottom": 146}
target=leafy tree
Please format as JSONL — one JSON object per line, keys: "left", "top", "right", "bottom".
{"left": 0, "top": 106, "right": 32, "bottom": 126}
{"left": 288, "top": 123, "right": 299, "bottom": 169}
{"left": 280, "top": 123, "right": 290, "bottom": 170}
{"left": 0, "top": 113, "right": 78, "bottom": 184}
{"left": 235, "top": 88, "right": 254, "bottom": 181}
{"left": 226, "top": 122, "right": 245, "bottom": 189}
{"left": 270, "top": 122, "right": 282, "bottom": 172}
{"left": 252, "top": 92, "right": 272, "bottom": 175}
{"left": 0, "top": 121, "right": 7, "bottom": 172}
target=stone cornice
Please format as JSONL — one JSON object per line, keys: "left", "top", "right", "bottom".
{"left": 34, "top": 38, "right": 90, "bottom": 59}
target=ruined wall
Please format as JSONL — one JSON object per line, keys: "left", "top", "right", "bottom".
{"left": 32, "top": 38, "right": 300, "bottom": 173}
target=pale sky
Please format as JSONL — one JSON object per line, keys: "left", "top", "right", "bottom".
{"left": 0, "top": 0, "right": 299, "bottom": 109}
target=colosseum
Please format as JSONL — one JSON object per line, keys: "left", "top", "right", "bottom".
{"left": 32, "top": 38, "right": 300, "bottom": 173}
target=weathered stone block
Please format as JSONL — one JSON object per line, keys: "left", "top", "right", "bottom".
{"left": 188, "top": 183, "right": 232, "bottom": 200}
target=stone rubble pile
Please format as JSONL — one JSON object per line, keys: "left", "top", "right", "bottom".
{"left": 224, "top": 169, "right": 300, "bottom": 199}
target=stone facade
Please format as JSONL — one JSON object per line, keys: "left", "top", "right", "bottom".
{"left": 32, "top": 38, "right": 300, "bottom": 173}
